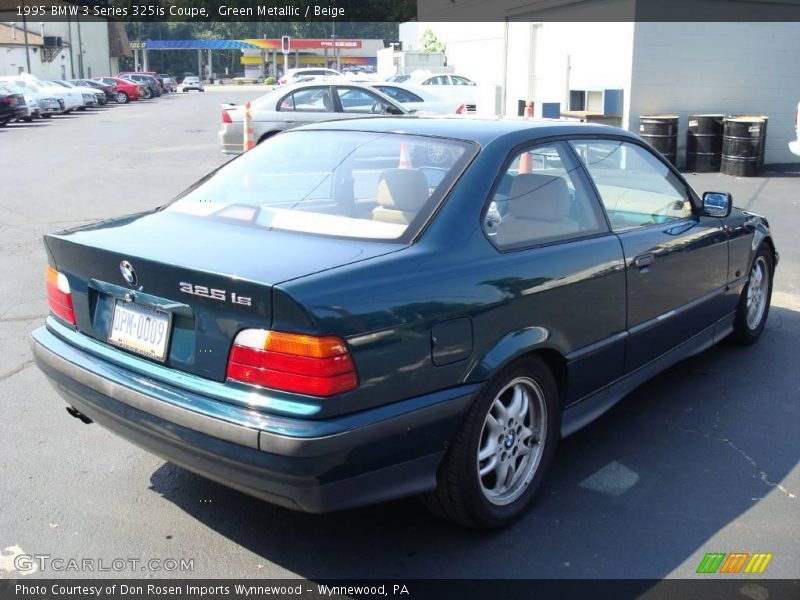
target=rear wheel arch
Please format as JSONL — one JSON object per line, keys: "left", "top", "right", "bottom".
{"left": 257, "top": 131, "right": 279, "bottom": 145}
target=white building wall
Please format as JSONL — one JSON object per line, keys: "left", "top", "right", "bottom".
{"left": 46, "top": 20, "right": 112, "bottom": 78}
{"left": 629, "top": 22, "right": 800, "bottom": 164}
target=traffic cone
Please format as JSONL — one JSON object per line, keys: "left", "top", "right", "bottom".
{"left": 398, "top": 142, "right": 412, "bottom": 169}
{"left": 243, "top": 100, "right": 255, "bottom": 152}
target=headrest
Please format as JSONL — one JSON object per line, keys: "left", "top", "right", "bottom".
{"left": 508, "top": 174, "right": 571, "bottom": 221}
{"left": 376, "top": 169, "right": 429, "bottom": 211}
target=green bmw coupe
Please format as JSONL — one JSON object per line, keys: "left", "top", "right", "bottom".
{"left": 32, "top": 118, "right": 776, "bottom": 529}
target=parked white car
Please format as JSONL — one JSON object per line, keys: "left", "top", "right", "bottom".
{"left": 50, "top": 80, "right": 103, "bottom": 107}
{"left": 407, "top": 72, "right": 478, "bottom": 111}
{"left": 0, "top": 81, "right": 61, "bottom": 120}
{"left": 277, "top": 68, "right": 343, "bottom": 86}
{"left": 367, "top": 82, "right": 468, "bottom": 115}
{"left": 790, "top": 102, "right": 800, "bottom": 157}
{"left": 0, "top": 76, "right": 82, "bottom": 113}
{"left": 182, "top": 76, "right": 204, "bottom": 92}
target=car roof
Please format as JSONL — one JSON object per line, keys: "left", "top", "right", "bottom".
{"left": 296, "top": 116, "right": 639, "bottom": 146}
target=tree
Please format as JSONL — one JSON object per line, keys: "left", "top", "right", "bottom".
{"left": 420, "top": 29, "right": 445, "bottom": 54}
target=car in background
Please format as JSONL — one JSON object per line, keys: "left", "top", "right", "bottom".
{"left": 160, "top": 75, "right": 177, "bottom": 92}
{"left": 49, "top": 80, "right": 102, "bottom": 108}
{"left": 1, "top": 81, "right": 61, "bottom": 120}
{"left": 0, "top": 76, "right": 82, "bottom": 114}
{"left": 119, "top": 71, "right": 164, "bottom": 93}
{"left": 218, "top": 82, "right": 407, "bottom": 154}
{"left": 181, "top": 76, "right": 204, "bottom": 92}
{"left": 32, "top": 118, "right": 777, "bottom": 530}
{"left": 277, "top": 67, "right": 342, "bottom": 86}
{"left": 71, "top": 79, "right": 116, "bottom": 103}
{"left": 368, "top": 82, "right": 469, "bottom": 115}
{"left": 790, "top": 102, "right": 800, "bottom": 157}
{"left": 94, "top": 77, "right": 142, "bottom": 104}
{"left": 120, "top": 74, "right": 161, "bottom": 99}
{"left": 385, "top": 73, "right": 411, "bottom": 83}
{"left": 0, "top": 84, "right": 27, "bottom": 125}
{"left": 409, "top": 73, "right": 478, "bottom": 111}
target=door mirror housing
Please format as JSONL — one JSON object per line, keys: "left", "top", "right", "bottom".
{"left": 384, "top": 104, "right": 405, "bottom": 115}
{"left": 703, "top": 191, "right": 732, "bottom": 218}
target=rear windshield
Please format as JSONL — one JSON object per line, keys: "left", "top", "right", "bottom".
{"left": 167, "top": 130, "right": 476, "bottom": 242}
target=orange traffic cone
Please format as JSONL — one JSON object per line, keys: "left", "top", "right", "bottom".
{"left": 398, "top": 142, "right": 412, "bottom": 169}
{"left": 243, "top": 100, "right": 255, "bottom": 152}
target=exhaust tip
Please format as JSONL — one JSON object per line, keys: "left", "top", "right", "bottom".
{"left": 66, "top": 406, "right": 93, "bottom": 424}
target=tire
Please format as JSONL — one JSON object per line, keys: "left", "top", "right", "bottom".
{"left": 731, "top": 244, "right": 774, "bottom": 344}
{"left": 42, "top": 114, "right": 52, "bottom": 119}
{"left": 143, "top": 89, "right": 152, "bottom": 100}
{"left": 116, "top": 91, "right": 129, "bottom": 104}
{"left": 22, "top": 116, "right": 33, "bottom": 122}
{"left": 423, "top": 356, "right": 560, "bottom": 530}
{"left": 77, "top": 106, "right": 86, "bottom": 111}
{"left": 183, "top": 89, "right": 188, "bottom": 93}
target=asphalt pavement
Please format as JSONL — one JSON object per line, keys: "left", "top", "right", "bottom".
{"left": 0, "top": 91, "right": 797, "bottom": 580}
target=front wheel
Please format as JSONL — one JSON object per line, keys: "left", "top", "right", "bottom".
{"left": 423, "top": 356, "right": 560, "bottom": 530}
{"left": 731, "top": 244, "right": 774, "bottom": 344}
{"left": 116, "top": 91, "right": 129, "bottom": 104}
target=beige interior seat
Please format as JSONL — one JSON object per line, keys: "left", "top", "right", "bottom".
{"left": 372, "top": 169, "right": 429, "bottom": 225}
{"left": 495, "top": 173, "right": 579, "bottom": 246}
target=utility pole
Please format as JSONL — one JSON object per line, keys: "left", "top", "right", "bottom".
{"left": 21, "top": 15, "right": 31, "bottom": 73}
{"left": 76, "top": 15, "right": 85, "bottom": 78}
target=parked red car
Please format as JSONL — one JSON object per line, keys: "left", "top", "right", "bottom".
{"left": 93, "top": 77, "right": 141, "bottom": 103}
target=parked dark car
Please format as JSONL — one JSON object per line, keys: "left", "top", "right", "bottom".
{"left": 71, "top": 79, "right": 116, "bottom": 103}
{"left": 0, "top": 84, "right": 27, "bottom": 125}
{"left": 119, "top": 74, "right": 161, "bottom": 99}
{"left": 32, "top": 119, "right": 777, "bottom": 530}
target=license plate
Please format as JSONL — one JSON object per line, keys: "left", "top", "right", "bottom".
{"left": 108, "top": 300, "right": 171, "bottom": 361}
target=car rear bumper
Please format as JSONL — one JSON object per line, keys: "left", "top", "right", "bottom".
{"left": 31, "top": 323, "right": 476, "bottom": 512}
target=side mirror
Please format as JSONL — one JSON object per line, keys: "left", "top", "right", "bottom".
{"left": 384, "top": 104, "right": 404, "bottom": 115}
{"left": 703, "top": 191, "right": 732, "bottom": 218}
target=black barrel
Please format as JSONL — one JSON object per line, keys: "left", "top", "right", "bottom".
{"left": 687, "top": 114, "right": 724, "bottom": 172}
{"left": 640, "top": 115, "right": 679, "bottom": 166}
{"left": 721, "top": 117, "right": 766, "bottom": 177}
{"left": 731, "top": 114, "right": 769, "bottom": 169}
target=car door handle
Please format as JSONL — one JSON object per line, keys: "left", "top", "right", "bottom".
{"left": 634, "top": 253, "right": 655, "bottom": 269}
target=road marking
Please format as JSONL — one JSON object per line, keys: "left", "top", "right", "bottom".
{"left": 579, "top": 461, "right": 639, "bottom": 496}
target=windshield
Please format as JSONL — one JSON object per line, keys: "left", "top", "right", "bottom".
{"left": 167, "top": 130, "right": 476, "bottom": 242}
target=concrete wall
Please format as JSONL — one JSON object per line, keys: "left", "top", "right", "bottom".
{"left": 629, "top": 22, "right": 800, "bottom": 165}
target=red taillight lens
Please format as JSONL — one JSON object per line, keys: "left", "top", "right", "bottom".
{"left": 46, "top": 266, "right": 76, "bottom": 325}
{"left": 455, "top": 103, "right": 466, "bottom": 114}
{"left": 226, "top": 330, "right": 358, "bottom": 396}
{"left": 222, "top": 110, "right": 232, "bottom": 124}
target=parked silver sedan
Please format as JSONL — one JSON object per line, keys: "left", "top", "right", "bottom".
{"left": 218, "top": 82, "right": 408, "bottom": 154}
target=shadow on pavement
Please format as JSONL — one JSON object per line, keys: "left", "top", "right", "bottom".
{"left": 149, "top": 304, "right": 799, "bottom": 579}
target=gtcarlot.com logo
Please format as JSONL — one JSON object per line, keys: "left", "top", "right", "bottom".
{"left": 12, "top": 552, "right": 194, "bottom": 574}
{"left": 696, "top": 552, "right": 773, "bottom": 574}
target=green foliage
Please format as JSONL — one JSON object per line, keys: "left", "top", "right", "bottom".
{"left": 421, "top": 29, "right": 445, "bottom": 54}
{"left": 264, "top": 76, "right": 276, "bottom": 85}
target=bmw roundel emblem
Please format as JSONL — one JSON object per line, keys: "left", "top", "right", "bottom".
{"left": 119, "top": 260, "right": 137, "bottom": 286}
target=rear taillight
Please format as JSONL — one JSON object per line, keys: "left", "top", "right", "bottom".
{"left": 46, "top": 266, "right": 76, "bottom": 325}
{"left": 455, "top": 103, "right": 466, "bottom": 114}
{"left": 227, "top": 329, "right": 358, "bottom": 397}
{"left": 222, "top": 110, "right": 232, "bottom": 124}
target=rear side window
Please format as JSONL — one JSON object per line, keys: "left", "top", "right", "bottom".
{"left": 168, "top": 130, "right": 477, "bottom": 242}
{"left": 570, "top": 139, "right": 692, "bottom": 231}
{"left": 336, "top": 87, "right": 392, "bottom": 113}
{"left": 485, "top": 141, "right": 608, "bottom": 250}
{"left": 375, "top": 86, "right": 422, "bottom": 103}
{"left": 278, "top": 87, "right": 334, "bottom": 112}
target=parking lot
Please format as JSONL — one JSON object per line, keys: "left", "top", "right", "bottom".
{"left": 0, "top": 91, "right": 798, "bottom": 579}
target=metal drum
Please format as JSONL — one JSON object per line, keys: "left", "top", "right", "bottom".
{"left": 721, "top": 117, "right": 766, "bottom": 177}
{"left": 687, "top": 114, "right": 724, "bottom": 172}
{"left": 640, "top": 115, "right": 679, "bottom": 166}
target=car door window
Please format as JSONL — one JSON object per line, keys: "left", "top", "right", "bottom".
{"left": 278, "top": 87, "right": 334, "bottom": 112}
{"left": 336, "top": 87, "right": 390, "bottom": 113}
{"left": 485, "top": 142, "right": 608, "bottom": 249}
{"left": 570, "top": 140, "right": 692, "bottom": 231}
{"left": 374, "top": 86, "right": 422, "bottom": 103}
{"left": 424, "top": 76, "right": 446, "bottom": 86}
{"left": 451, "top": 76, "right": 473, "bottom": 86}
